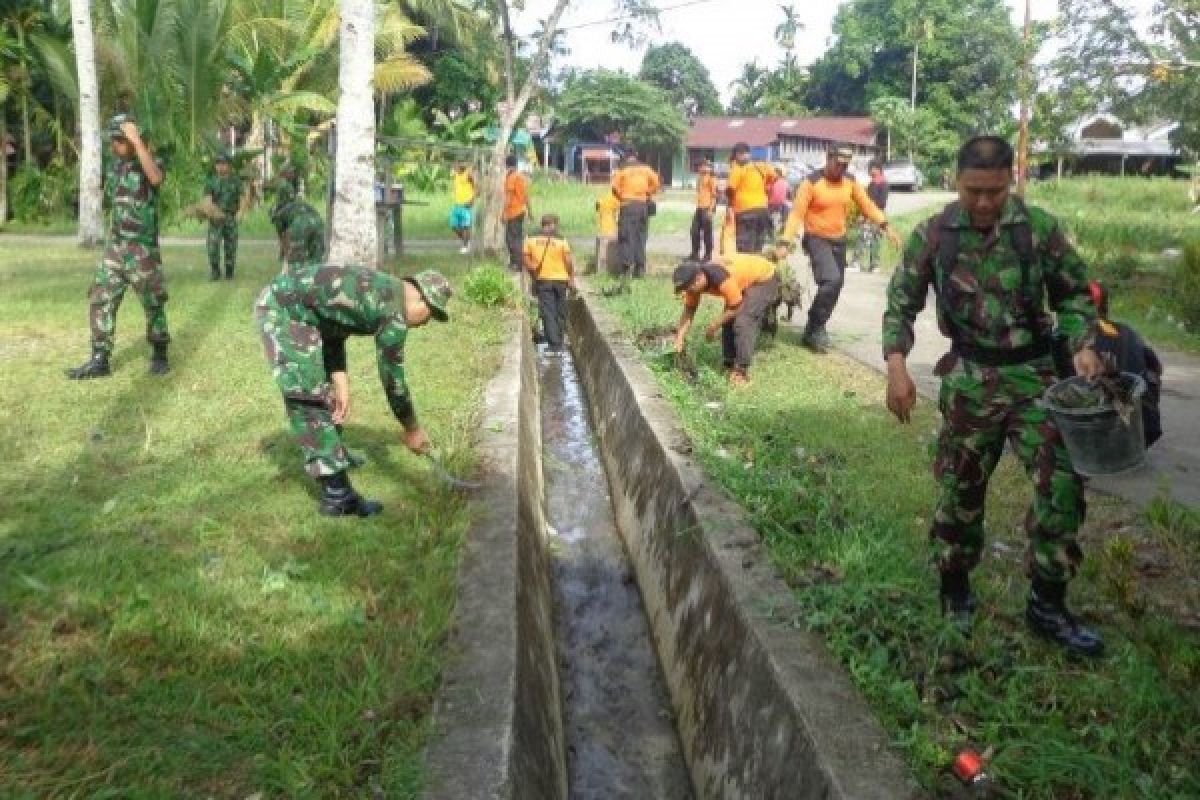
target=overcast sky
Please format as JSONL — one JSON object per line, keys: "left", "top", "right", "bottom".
{"left": 516, "top": 0, "right": 1160, "bottom": 105}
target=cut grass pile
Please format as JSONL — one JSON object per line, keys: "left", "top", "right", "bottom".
{"left": 595, "top": 274, "right": 1200, "bottom": 798}
{"left": 0, "top": 243, "right": 510, "bottom": 797}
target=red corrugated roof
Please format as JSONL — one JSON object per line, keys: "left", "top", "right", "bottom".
{"left": 686, "top": 116, "right": 877, "bottom": 149}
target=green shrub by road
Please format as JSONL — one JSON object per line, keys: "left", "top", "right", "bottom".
{"left": 0, "top": 243, "right": 509, "bottom": 797}
{"left": 596, "top": 275, "right": 1200, "bottom": 797}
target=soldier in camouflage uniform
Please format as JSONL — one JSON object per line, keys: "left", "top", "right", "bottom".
{"left": 269, "top": 163, "right": 300, "bottom": 253}
{"left": 276, "top": 199, "right": 326, "bottom": 269}
{"left": 883, "top": 136, "right": 1106, "bottom": 657}
{"left": 255, "top": 263, "right": 453, "bottom": 516}
{"left": 67, "top": 114, "right": 170, "bottom": 379}
{"left": 204, "top": 152, "right": 243, "bottom": 280}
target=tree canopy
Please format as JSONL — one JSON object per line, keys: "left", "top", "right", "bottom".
{"left": 555, "top": 68, "right": 686, "bottom": 154}
{"left": 637, "top": 41, "right": 721, "bottom": 117}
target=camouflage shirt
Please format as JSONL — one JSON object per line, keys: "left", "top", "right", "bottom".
{"left": 106, "top": 156, "right": 164, "bottom": 246}
{"left": 269, "top": 174, "right": 300, "bottom": 235}
{"left": 266, "top": 263, "right": 414, "bottom": 424}
{"left": 883, "top": 198, "right": 1096, "bottom": 361}
{"left": 204, "top": 173, "right": 244, "bottom": 214}
{"left": 280, "top": 201, "right": 326, "bottom": 265}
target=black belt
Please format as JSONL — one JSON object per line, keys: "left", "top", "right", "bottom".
{"left": 953, "top": 339, "right": 1050, "bottom": 367}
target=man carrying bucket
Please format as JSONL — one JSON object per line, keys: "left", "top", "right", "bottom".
{"left": 882, "top": 135, "right": 1107, "bottom": 657}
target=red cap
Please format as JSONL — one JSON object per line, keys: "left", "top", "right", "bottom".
{"left": 1088, "top": 280, "right": 1107, "bottom": 310}
{"left": 953, "top": 749, "right": 985, "bottom": 783}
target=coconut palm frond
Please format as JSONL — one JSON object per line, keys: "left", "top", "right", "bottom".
{"left": 267, "top": 89, "right": 336, "bottom": 116}
{"left": 374, "top": 55, "right": 431, "bottom": 95}
{"left": 29, "top": 31, "right": 77, "bottom": 102}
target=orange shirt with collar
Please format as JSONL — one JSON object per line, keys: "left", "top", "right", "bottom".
{"left": 611, "top": 164, "right": 662, "bottom": 204}
{"left": 503, "top": 170, "right": 530, "bottom": 220}
{"left": 523, "top": 235, "right": 573, "bottom": 282}
{"left": 682, "top": 254, "right": 776, "bottom": 311}
{"left": 696, "top": 172, "right": 718, "bottom": 210}
{"left": 782, "top": 172, "right": 887, "bottom": 241}
{"left": 728, "top": 161, "right": 775, "bottom": 213}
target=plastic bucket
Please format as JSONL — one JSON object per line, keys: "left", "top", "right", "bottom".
{"left": 1042, "top": 373, "right": 1146, "bottom": 477}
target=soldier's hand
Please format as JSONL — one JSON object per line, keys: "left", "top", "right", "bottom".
{"left": 1074, "top": 347, "right": 1105, "bottom": 380}
{"left": 886, "top": 360, "right": 917, "bottom": 423}
{"left": 403, "top": 426, "right": 431, "bottom": 455}
{"left": 331, "top": 373, "right": 351, "bottom": 424}
{"left": 119, "top": 120, "right": 140, "bottom": 141}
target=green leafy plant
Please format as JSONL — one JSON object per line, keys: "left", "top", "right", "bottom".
{"left": 464, "top": 264, "right": 516, "bottom": 308}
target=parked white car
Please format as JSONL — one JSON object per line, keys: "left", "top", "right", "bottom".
{"left": 884, "top": 159, "right": 924, "bottom": 192}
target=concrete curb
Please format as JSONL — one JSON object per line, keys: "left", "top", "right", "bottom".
{"left": 568, "top": 286, "right": 924, "bottom": 799}
{"left": 421, "top": 315, "right": 567, "bottom": 800}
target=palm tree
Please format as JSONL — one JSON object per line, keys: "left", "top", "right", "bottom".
{"left": 70, "top": 0, "right": 103, "bottom": 246}
{"left": 774, "top": 3, "right": 802, "bottom": 52}
{"left": 327, "top": 0, "right": 377, "bottom": 266}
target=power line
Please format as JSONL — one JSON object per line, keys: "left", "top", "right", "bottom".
{"left": 556, "top": 0, "right": 718, "bottom": 33}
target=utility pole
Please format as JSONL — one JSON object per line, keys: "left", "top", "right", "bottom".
{"left": 1016, "top": 0, "right": 1033, "bottom": 196}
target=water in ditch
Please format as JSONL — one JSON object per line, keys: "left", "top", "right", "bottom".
{"left": 538, "top": 347, "right": 694, "bottom": 800}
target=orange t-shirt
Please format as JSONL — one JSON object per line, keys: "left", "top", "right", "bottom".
{"left": 696, "top": 173, "right": 718, "bottom": 210}
{"left": 503, "top": 171, "right": 530, "bottom": 220}
{"left": 728, "top": 161, "right": 774, "bottom": 213}
{"left": 782, "top": 174, "right": 886, "bottom": 240}
{"left": 612, "top": 164, "right": 661, "bottom": 204}
{"left": 523, "top": 235, "right": 573, "bottom": 281}
{"left": 683, "top": 254, "right": 776, "bottom": 311}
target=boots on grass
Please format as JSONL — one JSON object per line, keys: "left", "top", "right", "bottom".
{"left": 939, "top": 569, "right": 977, "bottom": 634}
{"left": 149, "top": 342, "right": 170, "bottom": 375}
{"left": 802, "top": 324, "right": 832, "bottom": 354}
{"left": 318, "top": 471, "right": 383, "bottom": 517}
{"left": 66, "top": 348, "right": 111, "bottom": 380}
{"left": 1025, "top": 577, "right": 1104, "bottom": 657}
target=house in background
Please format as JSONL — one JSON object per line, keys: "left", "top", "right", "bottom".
{"left": 1035, "top": 114, "right": 1182, "bottom": 178}
{"left": 674, "top": 116, "right": 881, "bottom": 187}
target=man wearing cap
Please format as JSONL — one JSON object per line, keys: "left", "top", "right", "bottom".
{"left": 67, "top": 113, "right": 169, "bottom": 379}
{"left": 204, "top": 152, "right": 244, "bottom": 280}
{"left": 672, "top": 241, "right": 788, "bottom": 387}
{"left": 276, "top": 199, "right": 326, "bottom": 270}
{"left": 524, "top": 214, "right": 577, "bottom": 354}
{"left": 689, "top": 160, "right": 718, "bottom": 262}
{"left": 611, "top": 151, "right": 662, "bottom": 278}
{"left": 782, "top": 144, "right": 900, "bottom": 353}
{"left": 727, "top": 142, "right": 776, "bottom": 254}
{"left": 255, "top": 263, "right": 453, "bottom": 516}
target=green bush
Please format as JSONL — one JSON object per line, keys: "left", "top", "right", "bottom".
{"left": 463, "top": 264, "right": 517, "bottom": 308}
{"left": 9, "top": 161, "right": 78, "bottom": 223}
{"left": 1177, "top": 240, "right": 1200, "bottom": 329}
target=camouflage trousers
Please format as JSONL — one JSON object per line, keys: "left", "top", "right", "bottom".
{"left": 88, "top": 240, "right": 170, "bottom": 356}
{"left": 254, "top": 287, "right": 350, "bottom": 478}
{"left": 933, "top": 357, "right": 1085, "bottom": 584}
{"left": 207, "top": 219, "right": 238, "bottom": 274}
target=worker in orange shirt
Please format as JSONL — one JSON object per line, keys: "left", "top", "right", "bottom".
{"left": 611, "top": 151, "right": 661, "bottom": 278}
{"left": 594, "top": 189, "right": 620, "bottom": 274}
{"left": 689, "top": 160, "right": 718, "bottom": 261}
{"left": 524, "top": 214, "right": 577, "bottom": 354}
{"left": 782, "top": 143, "right": 900, "bottom": 353}
{"left": 671, "top": 241, "right": 788, "bottom": 387}
{"left": 727, "top": 142, "right": 776, "bottom": 253}
{"left": 503, "top": 154, "right": 533, "bottom": 271}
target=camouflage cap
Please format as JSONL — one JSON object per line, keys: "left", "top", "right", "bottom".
{"left": 215, "top": 151, "right": 233, "bottom": 164}
{"left": 409, "top": 270, "right": 452, "bottom": 322}
{"left": 105, "top": 113, "right": 140, "bottom": 140}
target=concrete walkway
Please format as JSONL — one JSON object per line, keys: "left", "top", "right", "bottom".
{"left": 826, "top": 269, "right": 1200, "bottom": 509}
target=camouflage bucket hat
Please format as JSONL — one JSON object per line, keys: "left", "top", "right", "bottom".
{"left": 410, "top": 270, "right": 452, "bottom": 322}
{"left": 105, "top": 113, "right": 139, "bottom": 140}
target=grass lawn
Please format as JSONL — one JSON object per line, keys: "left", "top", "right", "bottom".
{"left": 2, "top": 178, "right": 693, "bottom": 242}
{"left": 889, "top": 178, "right": 1200, "bottom": 355}
{"left": 595, "top": 274, "right": 1200, "bottom": 797}
{"left": 0, "top": 242, "right": 510, "bottom": 797}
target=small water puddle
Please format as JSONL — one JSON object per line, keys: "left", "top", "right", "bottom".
{"left": 539, "top": 347, "right": 694, "bottom": 800}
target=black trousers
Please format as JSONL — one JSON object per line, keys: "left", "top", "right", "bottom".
{"left": 803, "top": 234, "right": 848, "bottom": 331}
{"left": 735, "top": 208, "right": 772, "bottom": 254}
{"left": 618, "top": 201, "right": 650, "bottom": 277}
{"left": 505, "top": 214, "right": 526, "bottom": 269}
{"left": 536, "top": 280, "right": 569, "bottom": 349}
{"left": 720, "top": 277, "right": 781, "bottom": 370}
{"left": 689, "top": 208, "right": 713, "bottom": 260}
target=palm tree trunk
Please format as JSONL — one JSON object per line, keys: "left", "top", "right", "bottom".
{"left": 327, "top": 0, "right": 377, "bottom": 267}
{"left": 71, "top": 0, "right": 105, "bottom": 247}
{"left": 0, "top": 105, "right": 8, "bottom": 226}
{"left": 20, "top": 93, "right": 32, "bottom": 166}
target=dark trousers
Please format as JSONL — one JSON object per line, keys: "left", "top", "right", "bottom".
{"left": 618, "top": 201, "right": 649, "bottom": 277}
{"left": 803, "top": 234, "right": 848, "bottom": 331}
{"left": 536, "top": 280, "right": 569, "bottom": 350}
{"left": 689, "top": 208, "right": 713, "bottom": 260}
{"left": 505, "top": 214, "right": 526, "bottom": 270}
{"left": 720, "top": 277, "right": 780, "bottom": 370}
{"left": 735, "top": 208, "right": 772, "bottom": 254}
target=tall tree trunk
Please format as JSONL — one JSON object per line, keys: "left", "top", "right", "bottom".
{"left": 327, "top": 0, "right": 377, "bottom": 267}
{"left": 0, "top": 106, "right": 8, "bottom": 226}
{"left": 71, "top": 0, "right": 104, "bottom": 247}
{"left": 20, "top": 93, "right": 33, "bottom": 166}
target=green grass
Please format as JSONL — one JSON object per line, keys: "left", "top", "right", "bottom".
{"left": 1, "top": 179, "right": 693, "bottom": 242}
{"left": 595, "top": 275, "right": 1200, "bottom": 798}
{"left": 0, "top": 243, "right": 510, "bottom": 797}
{"left": 889, "top": 177, "right": 1200, "bottom": 354}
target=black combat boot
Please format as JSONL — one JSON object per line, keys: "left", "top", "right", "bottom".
{"left": 1025, "top": 577, "right": 1104, "bottom": 657}
{"left": 65, "top": 348, "right": 111, "bottom": 380}
{"left": 802, "top": 324, "right": 831, "bottom": 354}
{"left": 318, "top": 472, "right": 383, "bottom": 517}
{"left": 149, "top": 342, "right": 170, "bottom": 375}
{"left": 939, "top": 569, "right": 977, "bottom": 634}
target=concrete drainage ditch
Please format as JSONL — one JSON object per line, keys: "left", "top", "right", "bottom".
{"left": 422, "top": 284, "right": 922, "bottom": 800}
